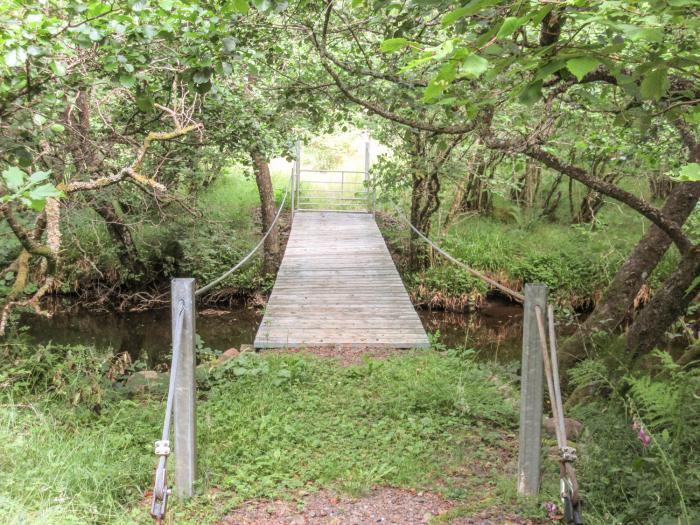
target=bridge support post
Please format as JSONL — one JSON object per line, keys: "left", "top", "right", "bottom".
{"left": 172, "top": 278, "right": 197, "bottom": 498}
{"left": 295, "top": 140, "right": 301, "bottom": 213}
{"left": 517, "top": 283, "right": 546, "bottom": 496}
{"left": 364, "top": 141, "right": 374, "bottom": 215}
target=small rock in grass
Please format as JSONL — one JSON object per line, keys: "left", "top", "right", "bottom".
{"left": 212, "top": 348, "right": 240, "bottom": 367}
{"left": 125, "top": 370, "right": 162, "bottom": 393}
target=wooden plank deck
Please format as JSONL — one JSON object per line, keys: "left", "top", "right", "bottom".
{"left": 254, "top": 211, "right": 430, "bottom": 348}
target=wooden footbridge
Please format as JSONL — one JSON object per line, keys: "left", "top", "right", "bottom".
{"left": 249, "top": 142, "right": 428, "bottom": 349}
{"left": 254, "top": 210, "right": 429, "bottom": 348}
{"left": 149, "top": 141, "right": 580, "bottom": 525}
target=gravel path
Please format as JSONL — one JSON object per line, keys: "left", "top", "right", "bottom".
{"left": 217, "top": 487, "right": 537, "bottom": 525}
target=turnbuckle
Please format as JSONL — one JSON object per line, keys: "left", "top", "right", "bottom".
{"left": 150, "top": 465, "right": 171, "bottom": 521}
{"left": 150, "top": 441, "right": 172, "bottom": 522}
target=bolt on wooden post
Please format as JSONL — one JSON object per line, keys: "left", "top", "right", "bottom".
{"left": 172, "top": 278, "right": 197, "bottom": 498}
{"left": 517, "top": 283, "right": 547, "bottom": 496}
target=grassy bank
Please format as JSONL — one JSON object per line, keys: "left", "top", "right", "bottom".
{"left": 0, "top": 167, "right": 292, "bottom": 309}
{"left": 2, "top": 338, "right": 698, "bottom": 524}
{"left": 380, "top": 191, "right": 680, "bottom": 312}
{"left": 1, "top": 342, "right": 529, "bottom": 524}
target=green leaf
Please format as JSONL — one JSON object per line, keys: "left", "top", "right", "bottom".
{"left": 626, "top": 26, "right": 664, "bottom": 43}
{"left": 431, "top": 40, "right": 454, "bottom": 60}
{"left": 28, "top": 183, "right": 62, "bottom": 201}
{"left": 675, "top": 162, "right": 700, "bottom": 182}
{"left": 29, "top": 171, "right": 51, "bottom": 184}
{"left": 87, "top": 27, "right": 102, "bottom": 42}
{"left": 399, "top": 55, "right": 434, "bottom": 74}
{"left": 4, "top": 48, "right": 27, "bottom": 68}
{"left": 222, "top": 37, "right": 237, "bottom": 53}
{"left": 51, "top": 61, "right": 67, "bottom": 77}
{"left": 423, "top": 79, "right": 447, "bottom": 102}
{"left": 442, "top": 0, "right": 500, "bottom": 26}
{"left": 534, "top": 60, "right": 566, "bottom": 81}
{"left": 50, "top": 123, "right": 66, "bottom": 133}
{"left": 687, "top": 275, "right": 700, "bottom": 295}
{"left": 2, "top": 167, "right": 26, "bottom": 191}
{"left": 459, "top": 54, "right": 488, "bottom": 78}
{"left": 519, "top": 80, "right": 542, "bottom": 105}
{"left": 380, "top": 38, "right": 409, "bottom": 53}
{"left": 683, "top": 105, "right": 700, "bottom": 125}
{"left": 231, "top": 0, "right": 249, "bottom": 14}
{"left": 496, "top": 16, "right": 525, "bottom": 39}
{"left": 640, "top": 68, "right": 668, "bottom": 101}
{"left": 118, "top": 73, "right": 136, "bottom": 88}
{"left": 566, "top": 57, "right": 600, "bottom": 81}
{"left": 193, "top": 69, "right": 211, "bottom": 85}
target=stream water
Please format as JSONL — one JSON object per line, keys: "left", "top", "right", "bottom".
{"left": 19, "top": 300, "right": 525, "bottom": 368}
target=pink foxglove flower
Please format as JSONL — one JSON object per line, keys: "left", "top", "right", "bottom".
{"left": 637, "top": 426, "right": 651, "bottom": 448}
{"left": 544, "top": 501, "right": 558, "bottom": 518}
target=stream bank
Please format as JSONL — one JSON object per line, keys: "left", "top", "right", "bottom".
{"left": 20, "top": 299, "right": 527, "bottom": 367}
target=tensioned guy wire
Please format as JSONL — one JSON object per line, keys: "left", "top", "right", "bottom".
{"left": 195, "top": 173, "right": 293, "bottom": 297}
{"left": 392, "top": 205, "right": 526, "bottom": 303}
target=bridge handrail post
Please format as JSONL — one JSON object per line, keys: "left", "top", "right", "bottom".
{"left": 295, "top": 140, "right": 301, "bottom": 213}
{"left": 172, "top": 278, "right": 197, "bottom": 498}
{"left": 517, "top": 283, "right": 546, "bottom": 497}
{"left": 364, "top": 141, "right": 374, "bottom": 215}
{"left": 290, "top": 165, "right": 295, "bottom": 217}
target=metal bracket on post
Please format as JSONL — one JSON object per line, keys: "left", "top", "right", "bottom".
{"left": 172, "top": 278, "right": 196, "bottom": 498}
{"left": 518, "top": 283, "right": 547, "bottom": 496}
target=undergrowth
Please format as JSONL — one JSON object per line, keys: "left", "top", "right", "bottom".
{"left": 0, "top": 342, "right": 519, "bottom": 524}
{"left": 382, "top": 199, "right": 679, "bottom": 311}
{"left": 568, "top": 347, "right": 700, "bottom": 525}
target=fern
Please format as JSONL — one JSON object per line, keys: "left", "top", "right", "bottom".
{"left": 626, "top": 350, "right": 700, "bottom": 451}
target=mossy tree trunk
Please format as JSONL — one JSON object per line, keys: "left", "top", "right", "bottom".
{"left": 250, "top": 149, "right": 280, "bottom": 274}
{"left": 627, "top": 244, "right": 700, "bottom": 356}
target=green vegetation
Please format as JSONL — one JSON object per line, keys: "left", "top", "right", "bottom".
{"left": 1, "top": 1, "right": 699, "bottom": 524}
{"left": 569, "top": 347, "right": 700, "bottom": 525}
{"left": 382, "top": 180, "right": 680, "bottom": 310}
{"left": 1, "top": 341, "right": 527, "bottom": 524}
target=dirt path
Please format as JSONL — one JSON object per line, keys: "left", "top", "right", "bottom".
{"left": 217, "top": 487, "right": 537, "bottom": 525}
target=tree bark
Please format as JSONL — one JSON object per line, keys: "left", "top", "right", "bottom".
{"left": 250, "top": 150, "right": 280, "bottom": 274}
{"left": 409, "top": 171, "right": 435, "bottom": 270}
{"left": 559, "top": 180, "right": 700, "bottom": 366}
{"left": 94, "top": 200, "right": 145, "bottom": 275}
{"left": 626, "top": 244, "right": 700, "bottom": 356}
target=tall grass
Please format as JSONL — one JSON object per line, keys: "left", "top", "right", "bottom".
{"left": 382, "top": 176, "right": 678, "bottom": 308}
{"left": 0, "top": 348, "right": 517, "bottom": 524}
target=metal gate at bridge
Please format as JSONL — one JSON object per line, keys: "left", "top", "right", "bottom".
{"left": 292, "top": 141, "right": 375, "bottom": 214}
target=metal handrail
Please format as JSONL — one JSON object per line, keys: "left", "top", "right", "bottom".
{"left": 195, "top": 173, "right": 292, "bottom": 297}
{"left": 150, "top": 300, "right": 185, "bottom": 523}
{"left": 298, "top": 180, "right": 367, "bottom": 185}
{"left": 299, "top": 169, "right": 365, "bottom": 174}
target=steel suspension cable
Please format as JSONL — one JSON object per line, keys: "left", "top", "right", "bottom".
{"left": 391, "top": 206, "right": 525, "bottom": 303}
{"left": 150, "top": 299, "right": 186, "bottom": 523}
{"left": 195, "top": 173, "right": 293, "bottom": 297}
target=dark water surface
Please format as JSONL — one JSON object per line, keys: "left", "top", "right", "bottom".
{"left": 20, "top": 300, "right": 524, "bottom": 367}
